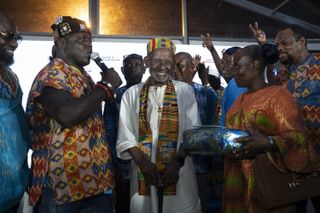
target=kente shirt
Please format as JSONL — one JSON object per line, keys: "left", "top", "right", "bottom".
{"left": 285, "top": 53, "right": 320, "bottom": 167}
{"left": 26, "top": 58, "right": 114, "bottom": 205}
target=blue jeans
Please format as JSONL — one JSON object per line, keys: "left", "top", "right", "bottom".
{"left": 34, "top": 184, "right": 114, "bottom": 213}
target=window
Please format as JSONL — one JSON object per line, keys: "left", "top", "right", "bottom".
{"left": 99, "top": 0, "right": 182, "bottom": 36}
{"left": 2, "top": 0, "right": 88, "bottom": 33}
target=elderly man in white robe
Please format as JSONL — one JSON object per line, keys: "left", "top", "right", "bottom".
{"left": 116, "top": 37, "right": 201, "bottom": 213}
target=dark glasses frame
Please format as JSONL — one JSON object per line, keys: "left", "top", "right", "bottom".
{"left": 0, "top": 31, "right": 23, "bottom": 42}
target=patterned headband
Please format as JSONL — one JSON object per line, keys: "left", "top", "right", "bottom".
{"left": 147, "top": 37, "right": 176, "bottom": 55}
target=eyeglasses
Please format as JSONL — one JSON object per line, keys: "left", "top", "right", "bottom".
{"left": 0, "top": 31, "right": 23, "bottom": 43}
{"left": 222, "top": 47, "right": 240, "bottom": 56}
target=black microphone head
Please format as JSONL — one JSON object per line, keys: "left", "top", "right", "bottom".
{"left": 90, "top": 52, "right": 100, "bottom": 60}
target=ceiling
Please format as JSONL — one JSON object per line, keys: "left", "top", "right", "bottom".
{"left": 222, "top": 0, "right": 320, "bottom": 37}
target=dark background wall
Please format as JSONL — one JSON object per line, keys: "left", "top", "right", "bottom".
{"left": 1, "top": 0, "right": 319, "bottom": 40}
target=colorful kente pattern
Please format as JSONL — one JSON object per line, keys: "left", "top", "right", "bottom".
{"left": 137, "top": 78, "right": 179, "bottom": 195}
{"left": 214, "top": 87, "right": 224, "bottom": 125}
{"left": 285, "top": 53, "right": 320, "bottom": 169}
{"left": 26, "top": 58, "right": 114, "bottom": 205}
{"left": 224, "top": 86, "right": 311, "bottom": 213}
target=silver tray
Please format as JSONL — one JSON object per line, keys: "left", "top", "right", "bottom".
{"left": 183, "top": 125, "right": 249, "bottom": 155}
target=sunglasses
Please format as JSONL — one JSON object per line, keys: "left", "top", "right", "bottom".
{"left": 222, "top": 47, "right": 240, "bottom": 56}
{"left": 0, "top": 31, "right": 23, "bottom": 42}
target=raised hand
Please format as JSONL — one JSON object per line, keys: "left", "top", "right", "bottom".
{"left": 200, "top": 33, "right": 214, "bottom": 51}
{"left": 197, "top": 63, "right": 210, "bottom": 85}
{"left": 192, "top": 55, "right": 201, "bottom": 72}
{"left": 249, "top": 22, "right": 267, "bottom": 45}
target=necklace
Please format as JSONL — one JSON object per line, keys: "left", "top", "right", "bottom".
{"left": 150, "top": 87, "right": 164, "bottom": 113}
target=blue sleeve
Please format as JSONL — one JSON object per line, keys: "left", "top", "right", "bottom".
{"left": 205, "top": 88, "right": 218, "bottom": 125}
{"left": 103, "top": 90, "right": 123, "bottom": 162}
{"left": 219, "top": 85, "right": 229, "bottom": 127}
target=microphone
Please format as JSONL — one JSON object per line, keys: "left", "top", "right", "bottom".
{"left": 90, "top": 52, "right": 109, "bottom": 72}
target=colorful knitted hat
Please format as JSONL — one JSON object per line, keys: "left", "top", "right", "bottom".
{"left": 147, "top": 37, "right": 176, "bottom": 55}
{"left": 51, "top": 16, "right": 90, "bottom": 38}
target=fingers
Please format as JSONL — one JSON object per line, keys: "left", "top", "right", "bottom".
{"left": 201, "top": 33, "right": 211, "bottom": 47}
{"left": 233, "top": 143, "right": 254, "bottom": 159}
{"left": 205, "top": 66, "right": 210, "bottom": 73}
{"left": 254, "top": 21, "right": 259, "bottom": 30}
{"left": 161, "top": 172, "right": 178, "bottom": 188}
{"left": 249, "top": 21, "right": 260, "bottom": 34}
{"left": 248, "top": 128, "right": 258, "bottom": 135}
{"left": 249, "top": 23, "right": 255, "bottom": 34}
{"left": 236, "top": 135, "right": 251, "bottom": 143}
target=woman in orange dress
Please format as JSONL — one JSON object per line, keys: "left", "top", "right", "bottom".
{"left": 223, "top": 44, "right": 313, "bottom": 212}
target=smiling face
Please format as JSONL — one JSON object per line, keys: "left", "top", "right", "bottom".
{"left": 148, "top": 48, "right": 174, "bottom": 85}
{"left": 174, "top": 52, "right": 194, "bottom": 84}
{"left": 233, "top": 50, "right": 256, "bottom": 88}
{"left": 275, "top": 28, "right": 306, "bottom": 65}
{"left": 63, "top": 32, "right": 92, "bottom": 68}
{"left": 0, "top": 15, "right": 19, "bottom": 66}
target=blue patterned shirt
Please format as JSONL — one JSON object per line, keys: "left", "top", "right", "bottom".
{"left": 191, "top": 83, "right": 218, "bottom": 173}
{"left": 104, "top": 85, "right": 132, "bottom": 179}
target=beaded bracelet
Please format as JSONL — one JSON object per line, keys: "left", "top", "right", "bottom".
{"left": 98, "top": 81, "right": 114, "bottom": 93}
{"left": 96, "top": 82, "right": 115, "bottom": 99}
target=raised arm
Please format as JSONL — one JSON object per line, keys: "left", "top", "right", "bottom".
{"left": 249, "top": 22, "right": 277, "bottom": 84}
{"left": 201, "top": 33, "right": 223, "bottom": 76}
{"left": 249, "top": 21, "right": 267, "bottom": 45}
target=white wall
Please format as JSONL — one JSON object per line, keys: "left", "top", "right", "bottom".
{"left": 10, "top": 37, "right": 257, "bottom": 107}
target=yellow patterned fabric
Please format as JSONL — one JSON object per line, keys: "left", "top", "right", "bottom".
{"left": 137, "top": 78, "right": 179, "bottom": 195}
{"left": 147, "top": 37, "right": 176, "bottom": 55}
{"left": 27, "top": 58, "right": 114, "bottom": 205}
{"left": 224, "top": 86, "right": 311, "bottom": 213}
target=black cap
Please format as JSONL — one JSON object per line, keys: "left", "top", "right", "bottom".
{"left": 51, "top": 16, "right": 90, "bottom": 38}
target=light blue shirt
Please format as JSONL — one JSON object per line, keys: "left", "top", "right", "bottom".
{"left": 219, "top": 78, "right": 247, "bottom": 127}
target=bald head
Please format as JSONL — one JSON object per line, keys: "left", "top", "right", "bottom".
{"left": 0, "top": 12, "right": 19, "bottom": 66}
